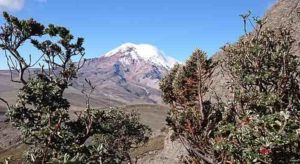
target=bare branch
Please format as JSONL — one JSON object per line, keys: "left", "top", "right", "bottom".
{"left": 0, "top": 97, "right": 10, "bottom": 111}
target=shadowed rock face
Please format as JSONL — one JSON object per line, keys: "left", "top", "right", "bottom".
{"left": 143, "top": 65, "right": 163, "bottom": 80}
{"left": 73, "top": 43, "right": 178, "bottom": 104}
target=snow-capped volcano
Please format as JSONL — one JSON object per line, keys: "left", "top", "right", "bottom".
{"left": 103, "top": 43, "right": 178, "bottom": 69}
{"left": 73, "top": 43, "right": 179, "bottom": 104}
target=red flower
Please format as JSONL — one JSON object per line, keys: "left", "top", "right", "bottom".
{"left": 55, "top": 123, "right": 61, "bottom": 130}
{"left": 260, "top": 147, "right": 271, "bottom": 156}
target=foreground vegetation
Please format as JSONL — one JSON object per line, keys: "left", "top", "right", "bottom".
{"left": 0, "top": 104, "right": 169, "bottom": 163}
{"left": 0, "top": 12, "right": 150, "bottom": 163}
{"left": 160, "top": 16, "right": 300, "bottom": 163}
{"left": 1, "top": 9, "right": 300, "bottom": 164}
{"left": 0, "top": 130, "right": 166, "bottom": 164}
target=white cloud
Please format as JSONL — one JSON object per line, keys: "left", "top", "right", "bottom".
{"left": 0, "top": 0, "right": 24, "bottom": 11}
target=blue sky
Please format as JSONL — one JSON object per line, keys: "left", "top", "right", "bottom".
{"left": 0, "top": 0, "right": 276, "bottom": 69}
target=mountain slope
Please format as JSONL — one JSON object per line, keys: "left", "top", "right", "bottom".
{"left": 74, "top": 43, "right": 178, "bottom": 104}
{"left": 263, "top": 0, "right": 300, "bottom": 55}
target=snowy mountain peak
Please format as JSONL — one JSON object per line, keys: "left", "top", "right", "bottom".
{"left": 103, "top": 43, "right": 178, "bottom": 69}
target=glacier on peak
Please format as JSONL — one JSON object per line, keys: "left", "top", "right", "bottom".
{"left": 103, "top": 43, "right": 178, "bottom": 69}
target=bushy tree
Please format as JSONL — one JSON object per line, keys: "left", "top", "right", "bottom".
{"left": 0, "top": 12, "right": 150, "bottom": 163}
{"left": 160, "top": 49, "right": 219, "bottom": 163}
{"left": 160, "top": 64, "right": 180, "bottom": 105}
{"left": 219, "top": 23, "right": 300, "bottom": 163}
{"left": 160, "top": 20, "right": 300, "bottom": 163}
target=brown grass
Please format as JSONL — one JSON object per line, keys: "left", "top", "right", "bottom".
{"left": 131, "top": 135, "right": 165, "bottom": 158}
{"left": 0, "top": 144, "right": 27, "bottom": 164}
{"left": 120, "top": 104, "right": 169, "bottom": 130}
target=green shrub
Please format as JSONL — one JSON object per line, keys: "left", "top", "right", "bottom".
{"left": 0, "top": 12, "right": 150, "bottom": 164}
